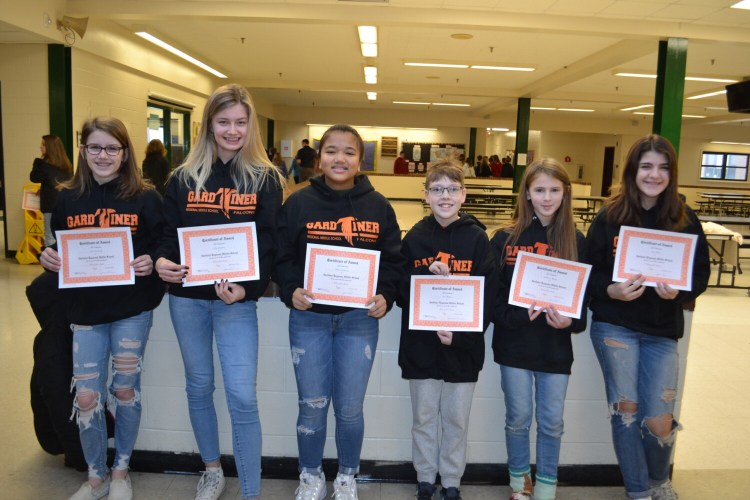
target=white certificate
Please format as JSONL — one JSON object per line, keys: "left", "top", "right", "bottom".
{"left": 508, "top": 251, "right": 591, "bottom": 319}
{"left": 178, "top": 222, "right": 260, "bottom": 287}
{"left": 613, "top": 226, "right": 698, "bottom": 291}
{"left": 409, "top": 275, "right": 485, "bottom": 332}
{"left": 57, "top": 227, "right": 135, "bottom": 288}
{"left": 303, "top": 243, "right": 380, "bottom": 308}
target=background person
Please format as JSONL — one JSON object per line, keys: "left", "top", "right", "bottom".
{"left": 30, "top": 134, "right": 73, "bottom": 247}
{"left": 296, "top": 138, "right": 317, "bottom": 182}
{"left": 141, "top": 139, "right": 170, "bottom": 196}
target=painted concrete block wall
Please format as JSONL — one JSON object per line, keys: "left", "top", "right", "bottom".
{"left": 71, "top": 50, "right": 209, "bottom": 167}
{"left": 0, "top": 44, "right": 50, "bottom": 253}
{"left": 136, "top": 297, "right": 693, "bottom": 466}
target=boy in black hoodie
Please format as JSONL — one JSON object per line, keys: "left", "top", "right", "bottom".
{"left": 398, "top": 161, "right": 497, "bottom": 500}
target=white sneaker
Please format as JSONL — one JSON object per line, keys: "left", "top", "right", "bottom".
{"left": 652, "top": 480, "right": 679, "bottom": 500}
{"left": 295, "top": 471, "right": 327, "bottom": 500}
{"left": 108, "top": 474, "right": 133, "bottom": 500}
{"left": 333, "top": 473, "right": 358, "bottom": 500}
{"left": 195, "top": 467, "right": 226, "bottom": 500}
{"left": 68, "top": 477, "right": 110, "bottom": 500}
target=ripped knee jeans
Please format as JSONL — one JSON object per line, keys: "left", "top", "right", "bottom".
{"left": 289, "top": 308, "right": 378, "bottom": 475}
{"left": 590, "top": 321, "right": 680, "bottom": 499}
{"left": 71, "top": 310, "right": 152, "bottom": 479}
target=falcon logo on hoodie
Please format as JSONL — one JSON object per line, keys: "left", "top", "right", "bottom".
{"left": 306, "top": 216, "right": 380, "bottom": 245}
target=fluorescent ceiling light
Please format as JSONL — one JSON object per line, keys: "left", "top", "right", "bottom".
{"left": 615, "top": 72, "right": 736, "bottom": 84}
{"left": 634, "top": 112, "right": 705, "bottom": 118}
{"left": 711, "top": 140, "right": 750, "bottom": 145}
{"left": 364, "top": 66, "right": 377, "bottom": 84}
{"left": 620, "top": 104, "right": 653, "bottom": 111}
{"left": 135, "top": 32, "right": 227, "bottom": 78}
{"left": 306, "top": 123, "right": 438, "bottom": 131}
{"left": 558, "top": 108, "right": 594, "bottom": 112}
{"left": 686, "top": 76, "right": 737, "bottom": 83}
{"left": 470, "top": 65, "right": 534, "bottom": 72}
{"left": 687, "top": 90, "right": 726, "bottom": 100}
{"left": 393, "top": 101, "right": 430, "bottom": 105}
{"left": 431, "top": 102, "right": 470, "bottom": 107}
{"left": 486, "top": 128, "right": 510, "bottom": 131}
{"left": 731, "top": 1, "right": 750, "bottom": 10}
{"left": 404, "top": 62, "right": 469, "bottom": 69}
{"left": 367, "top": 92, "right": 377, "bottom": 101}
{"left": 361, "top": 43, "right": 377, "bottom": 57}
{"left": 615, "top": 72, "right": 657, "bottom": 79}
{"left": 358, "top": 26, "right": 377, "bottom": 44}
{"left": 530, "top": 107, "right": 556, "bottom": 110}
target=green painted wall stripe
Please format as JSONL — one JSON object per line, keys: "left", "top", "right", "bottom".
{"left": 47, "top": 44, "right": 73, "bottom": 160}
{"left": 513, "top": 97, "right": 531, "bottom": 192}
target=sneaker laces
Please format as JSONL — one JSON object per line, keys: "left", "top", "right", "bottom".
{"left": 196, "top": 469, "right": 223, "bottom": 500}
{"left": 333, "top": 474, "right": 357, "bottom": 500}
{"left": 295, "top": 472, "right": 325, "bottom": 500}
{"left": 652, "top": 480, "right": 679, "bottom": 500}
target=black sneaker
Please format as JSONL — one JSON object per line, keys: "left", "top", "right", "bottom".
{"left": 440, "top": 486, "right": 462, "bottom": 500}
{"left": 416, "top": 482, "right": 435, "bottom": 500}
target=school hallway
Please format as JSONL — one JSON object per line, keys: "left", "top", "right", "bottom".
{"left": 2, "top": 244, "right": 749, "bottom": 499}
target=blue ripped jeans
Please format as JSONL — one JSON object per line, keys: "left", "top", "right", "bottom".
{"left": 289, "top": 308, "right": 378, "bottom": 476}
{"left": 590, "top": 321, "right": 680, "bottom": 499}
{"left": 71, "top": 310, "right": 152, "bottom": 480}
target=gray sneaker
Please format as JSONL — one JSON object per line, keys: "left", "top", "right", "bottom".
{"left": 295, "top": 471, "right": 327, "bottom": 500}
{"left": 652, "top": 480, "right": 679, "bottom": 500}
{"left": 195, "top": 467, "right": 226, "bottom": 500}
{"left": 108, "top": 474, "right": 133, "bottom": 500}
{"left": 68, "top": 478, "right": 110, "bottom": 500}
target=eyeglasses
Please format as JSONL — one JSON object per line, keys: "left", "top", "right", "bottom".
{"left": 427, "top": 186, "right": 463, "bottom": 196}
{"left": 83, "top": 144, "right": 125, "bottom": 156}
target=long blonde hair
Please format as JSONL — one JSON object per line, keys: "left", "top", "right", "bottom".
{"left": 496, "top": 157, "right": 578, "bottom": 261}
{"left": 173, "top": 83, "right": 283, "bottom": 193}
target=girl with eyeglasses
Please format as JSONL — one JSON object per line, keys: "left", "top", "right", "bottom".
{"left": 491, "top": 158, "right": 587, "bottom": 500}
{"left": 39, "top": 117, "right": 165, "bottom": 500}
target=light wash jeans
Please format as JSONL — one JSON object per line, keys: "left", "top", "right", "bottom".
{"left": 169, "top": 295, "right": 261, "bottom": 499}
{"left": 289, "top": 308, "right": 378, "bottom": 475}
{"left": 590, "top": 321, "right": 680, "bottom": 499}
{"left": 71, "top": 310, "right": 152, "bottom": 480}
{"left": 500, "top": 365, "right": 569, "bottom": 484}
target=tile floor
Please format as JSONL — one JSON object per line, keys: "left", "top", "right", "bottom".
{"left": 2, "top": 230, "right": 749, "bottom": 499}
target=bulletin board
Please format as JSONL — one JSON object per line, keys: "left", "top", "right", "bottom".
{"left": 402, "top": 142, "right": 465, "bottom": 173}
{"left": 314, "top": 139, "right": 378, "bottom": 172}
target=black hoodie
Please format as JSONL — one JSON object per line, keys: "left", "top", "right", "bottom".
{"left": 274, "top": 175, "right": 405, "bottom": 315}
{"left": 397, "top": 213, "right": 497, "bottom": 383}
{"left": 491, "top": 216, "right": 587, "bottom": 374}
{"left": 155, "top": 158, "right": 283, "bottom": 301}
{"left": 50, "top": 178, "right": 165, "bottom": 325}
{"left": 585, "top": 204, "right": 709, "bottom": 339}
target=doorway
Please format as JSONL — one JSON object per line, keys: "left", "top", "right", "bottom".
{"left": 600, "top": 146, "right": 615, "bottom": 197}
{"left": 147, "top": 99, "right": 192, "bottom": 170}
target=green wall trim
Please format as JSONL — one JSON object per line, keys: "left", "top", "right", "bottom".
{"left": 47, "top": 44, "right": 73, "bottom": 159}
{"left": 513, "top": 97, "right": 531, "bottom": 192}
{"left": 652, "top": 38, "right": 687, "bottom": 155}
{"left": 469, "top": 127, "right": 477, "bottom": 165}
